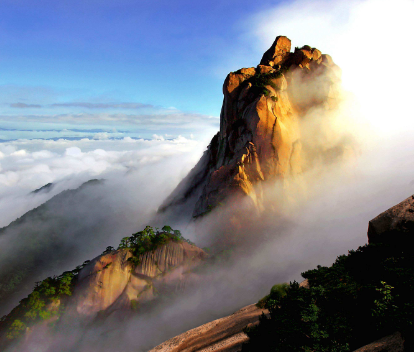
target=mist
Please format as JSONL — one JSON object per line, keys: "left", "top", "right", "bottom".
{"left": 2, "top": 0, "right": 414, "bottom": 351}
{"left": 0, "top": 135, "right": 213, "bottom": 316}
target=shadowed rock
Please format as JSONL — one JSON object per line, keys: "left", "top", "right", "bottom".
{"left": 368, "top": 195, "right": 414, "bottom": 244}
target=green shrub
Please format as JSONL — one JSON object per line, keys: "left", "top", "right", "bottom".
{"left": 256, "top": 283, "right": 289, "bottom": 309}
{"left": 250, "top": 71, "right": 283, "bottom": 97}
{"left": 243, "top": 241, "right": 414, "bottom": 351}
{"left": 120, "top": 225, "right": 193, "bottom": 267}
{"left": 1, "top": 225, "right": 191, "bottom": 346}
{"left": 6, "top": 319, "right": 26, "bottom": 340}
{"left": 130, "top": 299, "right": 140, "bottom": 311}
{"left": 4, "top": 271, "right": 75, "bottom": 341}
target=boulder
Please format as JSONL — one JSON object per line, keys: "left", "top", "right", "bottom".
{"left": 368, "top": 195, "right": 414, "bottom": 244}
{"left": 260, "top": 36, "right": 292, "bottom": 66}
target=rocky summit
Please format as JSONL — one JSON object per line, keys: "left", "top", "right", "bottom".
{"left": 160, "top": 35, "right": 346, "bottom": 218}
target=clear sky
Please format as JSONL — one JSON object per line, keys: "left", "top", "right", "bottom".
{"left": 0, "top": 0, "right": 287, "bottom": 141}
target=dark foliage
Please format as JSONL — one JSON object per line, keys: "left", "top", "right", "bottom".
{"left": 118, "top": 225, "right": 193, "bottom": 266}
{"left": 243, "top": 240, "right": 414, "bottom": 351}
{"left": 249, "top": 70, "right": 283, "bottom": 97}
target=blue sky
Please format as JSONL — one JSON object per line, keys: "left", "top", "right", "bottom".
{"left": 1, "top": 0, "right": 413, "bottom": 225}
{"left": 1, "top": 0, "right": 413, "bottom": 141}
{"left": 0, "top": 0, "right": 286, "bottom": 141}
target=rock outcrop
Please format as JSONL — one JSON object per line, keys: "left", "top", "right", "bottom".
{"left": 0, "top": 233, "right": 208, "bottom": 350}
{"left": 160, "top": 35, "right": 347, "bottom": 218}
{"left": 368, "top": 195, "right": 414, "bottom": 244}
{"left": 149, "top": 304, "right": 268, "bottom": 352}
{"left": 75, "top": 241, "right": 207, "bottom": 316}
{"left": 352, "top": 332, "right": 404, "bottom": 352}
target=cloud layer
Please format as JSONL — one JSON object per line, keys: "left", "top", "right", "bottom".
{"left": 0, "top": 135, "right": 211, "bottom": 228}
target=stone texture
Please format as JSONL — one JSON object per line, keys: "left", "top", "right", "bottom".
{"left": 368, "top": 195, "right": 414, "bottom": 244}
{"left": 160, "top": 34, "right": 348, "bottom": 219}
{"left": 149, "top": 304, "right": 268, "bottom": 352}
{"left": 352, "top": 332, "right": 404, "bottom": 352}
{"left": 74, "top": 241, "right": 207, "bottom": 316}
{"left": 260, "top": 36, "right": 292, "bottom": 66}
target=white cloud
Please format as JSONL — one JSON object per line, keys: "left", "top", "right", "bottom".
{"left": 0, "top": 135, "right": 212, "bottom": 227}
{"left": 246, "top": 0, "right": 414, "bottom": 137}
{"left": 92, "top": 132, "right": 109, "bottom": 140}
{"left": 152, "top": 134, "right": 165, "bottom": 141}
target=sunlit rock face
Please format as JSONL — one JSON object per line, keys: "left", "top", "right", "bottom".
{"left": 75, "top": 241, "right": 207, "bottom": 316}
{"left": 160, "top": 35, "right": 347, "bottom": 218}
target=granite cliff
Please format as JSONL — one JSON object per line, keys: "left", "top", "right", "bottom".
{"left": 0, "top": 229, "right": 207, "bottom": 348}
{"left": 75, "top": 240, "right": 206, "bottom": 317}
{"left": 160, "top": 35, "right": 347, "bottom": 219}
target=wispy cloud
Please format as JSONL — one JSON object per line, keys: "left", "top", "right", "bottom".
{"left": 8, "top": 102, "right": 157, "bottom": 110}
{"left": 10, "top": 103, "right": 42, "bottom": 108}
{"left": 50, "top": 102, "right": 155, "bottom": 109}
{"left": 1, "top": 111, "right": 218, "bottom": 129}
{"left": 0, "top": 135, "right": 206, "bottom": 227}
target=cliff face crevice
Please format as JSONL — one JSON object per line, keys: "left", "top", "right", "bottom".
{"left": 74, "top": 241, "right": 207, "bottom": 316}
{"left": 161, "top": 35, "right": 347, "bottom": 218}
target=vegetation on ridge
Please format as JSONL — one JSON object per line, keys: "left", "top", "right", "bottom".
{"left": 0, "top": 224, "right": 190, "bottom": 344}
{"left": 250, "top": 70, "right": 283, "bottom": 97}
{"left": 0, "top": 179, "right": 104, "bottom": 316}
{"left": 242, "top": 240, "right": 414, "bottom": 351}
{"left": 117, "top": 225, "right": 193, "bottom": 266}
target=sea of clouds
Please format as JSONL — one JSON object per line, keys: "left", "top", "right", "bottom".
{"left": 0, "top": 134, "right": 216, "bottom": 228}
{"left": 2, "top": 0, "right": 414, "bottom": 350}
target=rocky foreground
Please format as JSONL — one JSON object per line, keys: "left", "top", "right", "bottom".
{"left": 151, "top": 195, "right": 414, "bottom": 352}
{"left": 149, "top": 304, "right": 267, "bottom": 352}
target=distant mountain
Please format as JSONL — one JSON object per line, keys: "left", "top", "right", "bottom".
{"left": 31, "top": 182, "right": 54, "bottom": 194}
{"left": 0, "top": 179, "right": 116, "bottom": 316}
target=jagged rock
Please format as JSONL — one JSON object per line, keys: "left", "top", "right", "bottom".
{"left": 160, "top": 34, "right": 349, "bottom": 219}
{"left": 368, "top": 195, "right": 414, "bottom": 244}
{"left": 260, "top": 35, "right": 291, "bottom": 66}
{"left": 75, "top": 241, "right": 207, "bottom": 316}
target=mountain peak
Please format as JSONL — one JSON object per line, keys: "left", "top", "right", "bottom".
{"left": 260, "top": 35, "right": 291, "bottom": 66}
{"left": 160, "top": 35, "right": 348, "bottom": 220}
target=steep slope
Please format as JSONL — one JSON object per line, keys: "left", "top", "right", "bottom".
{"left": 0, "top": 179, "right": 106, "bottom": 316}
{"left": 160, "top": 35, "right": 348, "bottom": 218}
{"left": 240, "top": 195, "right": 414, "bottom": 351}
{"left": 153, "top": 195, "right": 414, "bottom": 352}
{"left": 0, "top": 227, "right": 207, "bottom": 348}
{"left": 149, "top": 304, "right": 268, "bottom": 352}
{"left": 75, "top": 240, "right": 206, "bottom": 317}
